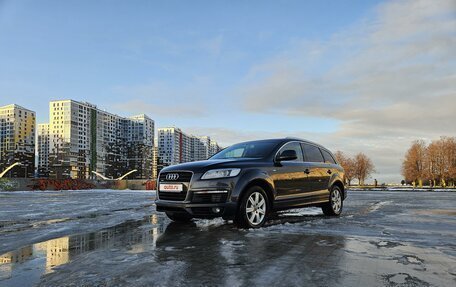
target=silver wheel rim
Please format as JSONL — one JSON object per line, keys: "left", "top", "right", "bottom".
{"left": 331, "top": 189, "right": 342, "bottom": 213}
{"left": 246, "top": 192, "right": 266, "bottom": 226}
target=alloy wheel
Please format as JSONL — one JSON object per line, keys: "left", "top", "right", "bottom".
{"left": 331, "top": 188, "right": 342, "bottom": 214}
{"left": 245, "top": 191, "right": 266, "bottom": 226}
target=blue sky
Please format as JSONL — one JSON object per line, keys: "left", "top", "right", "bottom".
{"left": 0, "top": 0, "right": 378, "bottom": 127}
{"left": 1, "top": 0, "right": 455, "bottom": 182}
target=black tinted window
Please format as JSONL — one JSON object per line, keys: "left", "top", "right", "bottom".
{"left": 302, "top": 143, "right": 324, "bottom": 162}
{"left": 321, "top": 149, "right": 336, "bottom": 164}
{"left": 277, "top": 142, "right": 304, "bottom": 162}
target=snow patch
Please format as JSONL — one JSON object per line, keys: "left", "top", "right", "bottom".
{"left": 368, "top": 201, "right": 392, "bottom": 212}
{"left": 195, "top": 218, "right": 226, "bottom": 229}
{"left": 280, "top": 207, "right": 322, "bottom": 216}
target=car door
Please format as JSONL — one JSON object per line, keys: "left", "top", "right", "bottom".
{"left": 272, "top": 142, "right": 308, "bottom": 200}
{"left": 320, "top": 148, "right": 337, "bottom": 187}
{"left": 301, "top": 143, "right": 328, "bottom": 196}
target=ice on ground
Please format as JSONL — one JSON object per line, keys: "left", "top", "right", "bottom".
{"left": 0, "top": 189, "right": 157, "bottom": 254}
{"left": 0, "top": 190, "right": 455, "bottom": 287}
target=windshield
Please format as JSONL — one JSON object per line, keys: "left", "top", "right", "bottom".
{"left": 210, "top": 141, "right": 278, "bottom": 159}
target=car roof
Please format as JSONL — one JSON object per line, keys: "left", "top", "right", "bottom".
{"left": 233, "top": 137, "right": 325, "bottom": 149}
{"left": 283, "top": 137, "right": 323, "bottom": 148}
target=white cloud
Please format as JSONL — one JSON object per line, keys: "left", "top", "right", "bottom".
{"left": 111, "top": 100, "right": 206, "bottom": 118}
{"left": 237, "top": 0, "right": 456, "bottom": 183}
{"left": 109, "top": 80, "right": 209, "bottom": 118}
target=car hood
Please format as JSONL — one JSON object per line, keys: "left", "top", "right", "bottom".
{"left": 161, "top": 158, "right": 258, "bottom": 173}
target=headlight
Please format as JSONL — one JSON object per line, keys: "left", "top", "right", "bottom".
{"left": 201, "top": 168, "right": 241, "bottom": 180}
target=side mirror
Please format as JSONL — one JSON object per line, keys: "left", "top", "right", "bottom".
{"left": 276, "top": 149, "right": 298, "bottom": 162}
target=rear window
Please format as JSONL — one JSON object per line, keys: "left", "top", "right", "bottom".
{"left": 321, "top": 149, "right": 337, "bottom": 164}
{"left": 302, "top": 143, "right": 324, "bottom": 163}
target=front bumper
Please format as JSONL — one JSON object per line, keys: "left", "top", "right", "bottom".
{"left": 156, "top": 199, "right": 237, "bottom": 219}
{"left": 156, "top": 172, "right": 242, "bottom": 219}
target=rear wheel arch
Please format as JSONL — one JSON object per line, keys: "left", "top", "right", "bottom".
{"left": 331, "top": 180, "right": 345, "bottom": 199}
{"left": 322, "top": 184, "right": 343, "bottom": 216}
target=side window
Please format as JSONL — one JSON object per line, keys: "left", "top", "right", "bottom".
{"left": 302, "top": 143, "right": 324, "bottom": 163}
{"left": 321, "top": 149, "right": 337, "bottom": 164}
{"left": 278, "top": 142, "right": 304, "bottom": 162}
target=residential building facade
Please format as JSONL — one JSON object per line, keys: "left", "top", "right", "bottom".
{"left": 157, "top": 127, "right": 223, "bottom": 169}
{"left": 126, "top": 114, "right": 155, "bottom": 179}
{"left": 0, "top": 104, "right": 36, "bottom": 178}
{"left": 209, "top": 140, "right": 222, "bottom": 156}
{"left": 46, "top": 100, "right": 154, "bottom": 179}
{"left": 157, "top": 127, "right": 185, "bottom": 166}
{"left": 37, "top": 123, "right": 50, "bottom": 177}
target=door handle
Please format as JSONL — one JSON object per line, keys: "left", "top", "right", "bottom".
{"left": 327, "top": 169, "right": 332, "bottom": 174}
{"left": 304, "top": 169, "right": 311, "bottom": 174}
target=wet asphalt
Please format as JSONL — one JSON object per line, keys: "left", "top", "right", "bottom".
{"left": 0, "top": 190, "right": 455, "bottom": 287}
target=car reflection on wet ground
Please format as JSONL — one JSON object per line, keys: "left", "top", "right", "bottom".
{"left": 0, "top": 190, "right": 455, "bottom": 286}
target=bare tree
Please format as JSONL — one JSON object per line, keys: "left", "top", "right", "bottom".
{"left": 427, "top": 138, "right": 450, "bottom": 187}
{"left": 404, "top": 136, "right": 456, "bottom": 187}
{"left": 334, "top": 151, "right": 355, "bottom": 186}
{"left": 426, "top": 140, "right": 440, "bottom": 187}
{"left": 354, "top": 152, "right": 374, "bottom": 186}
{"left": 401, "top": 140, "right": 426, "bottom": 187}
{"left": 439, "top": 136, "right": 456, "bottom": 187}
{"left": 445, "top": 137, "right": 456, "bottom": 186}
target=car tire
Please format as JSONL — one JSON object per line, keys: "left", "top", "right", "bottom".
{"left": 235, "top": 186, "right": 269, "bottom": 228}
{"left": 322, "top": 185, "right": 343, "bottom": 216}
{"left": 165, "top": 211, "right": 193, "bottom": 222}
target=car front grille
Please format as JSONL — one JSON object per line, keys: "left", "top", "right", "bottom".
{"left": 158, "top": 192, "right": 187, "bottom": 201}
{"left": 158, "top": 171, "right": 192, "bottom": 201}
{"left": 159, "top": 171, "right": 192, "bottom": 182}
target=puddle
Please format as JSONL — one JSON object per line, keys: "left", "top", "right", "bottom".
{"left": 389, "top": 273, "right": 408, "bottom": 284}
{"left": 383, "top": 273, "right": 430, "bottom": 286}
{"left": 373, "top": 240, "right": 403, "bottom": 248}
{"left": 0, "top": 215, "right": 165, "bottom": 286}
{"left": 395, "top": 255, "right": 424, "bottom": 266}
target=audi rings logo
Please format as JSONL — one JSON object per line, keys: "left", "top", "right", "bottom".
{"left": 166, "top": 173, "right": 180, "bottom": 181}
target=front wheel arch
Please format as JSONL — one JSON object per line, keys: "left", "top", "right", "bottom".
{"left": 234, "top": 185, "right": 270, "bottom": 228}
{"left": 237, "top": 178, "right": 275, "bottom": 211}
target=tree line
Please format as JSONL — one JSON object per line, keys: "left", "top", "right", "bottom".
{"left": 402, "top": 136, "right": 456, "bottom": 187}
{"left": 334, "top": 151, "right": 375, "bottom": 186}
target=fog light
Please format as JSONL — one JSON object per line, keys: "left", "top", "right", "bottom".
{"left": 212, "top": 207, "right": 221, "bottom": 213}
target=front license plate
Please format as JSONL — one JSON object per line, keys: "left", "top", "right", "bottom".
{"left": 160, "top": 183, "right": 183, "bottom": 192}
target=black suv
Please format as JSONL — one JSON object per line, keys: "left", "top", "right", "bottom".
{"left": 155, "top": 138, "right": 346, "bottom": 228}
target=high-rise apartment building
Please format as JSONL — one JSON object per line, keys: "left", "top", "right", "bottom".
{"left": 152, "top": 145, "right": 158, "bottom": 179}
{"left": 157, "top": 127, "right": 186, "bottom": 166}
{"left": 0, "top": 104, "right": 36, "bottom": 178}
{"left": 193, "top": 136, "right": 210, "bottom": 161}
{"left": 152, "top": 144, "right": 167, "bottom": 179}
{"left": 37, "top": 123, "right": 50, "bottom": 177}
{"left": 157, "top": 127, "right": 223, "bottom": 168}
{"left": 209, "top": 140, "right": 222, "bottom": 156}
{"left": 126, "top": 114, "right": 155, "bottom": 179}
{"left": 46, "top": 100, "right": 154, "bottom": 179}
